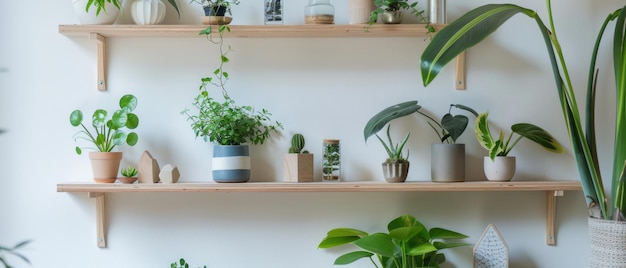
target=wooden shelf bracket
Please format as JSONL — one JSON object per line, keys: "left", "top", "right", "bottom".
{"left": 455, "top": 52, "right": 466, "bottom": 90}
{"left": 89, "top": 33, "right": 107, "bottom": 91}
{"left": 546, "top": 190, "right": 564, "bottom": 245}
{"left": 88, "top": 192, "right": 107, "bottom": 248}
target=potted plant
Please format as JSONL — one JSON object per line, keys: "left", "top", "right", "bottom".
{"left": 369, "top": 0, "right": 434, "bottom": 32}
{"left": 0, "top": 240, "right": 31, "bottom": 268}
{"left": 171, "top": 258, "right": 207, "bottom": 268}
{"left": 364, "top": 105, "right": 411, "bottom": 182}
{"left": 475, "top": 112, "right": 565, "bottom": 181}
{"left": 420, "top": 2, "right": 626, "bottom": 265}
{"left": 182, "top": 24, "right": 281, "bottom": 183}
{"left": 364, "top": 101, "right": 478, "bottom": 183}
{"left": 283, "top": 134, "right": 314, "bottom": 182}
{"left": 322, "top": 139, "right": 341, "bottom": 181}
{"left": 118, "top": 165, "right": 139, "bottom": 184}
{"left": 70, "top": 94, "right": 139, "bottom": 183}
{"left": 318, "top": 214, "right": 469, "bottom": 267}
{"left": 191, "top": 0, "right": 240, "bottom": 25}
{"left": 131, "top": 0, "right": 181, "bottom": 25}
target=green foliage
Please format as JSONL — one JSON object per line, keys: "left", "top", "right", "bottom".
{"left": 319, "top": 215, "right": 469, "bottom": 268}
{"left": 0, "top": 240, "right": 31, "bottom": 268}
{"left": 182, "top": 24, "right": 282, "bottom": 146}
{"left": 475, "top": 112, "right": 565, "bottom": 161}
{"left": 70, "top": 94, "right": 139, "bottom": 154}
{"left": 85, "top": 0, "right": 180, "bottom": 17}
{"left": 170, "top": 258, "right": 207, "bottom": 268}
{"left": 120, "top": 165, "right": 138, "bottom": 177}
{"left": 369, "top": 0, "right": 435, "bottom": 33}
{"left": 420, "top": 3, "right": 626, "bottom": 220}
{"left": 289, "top": 133, "right": 309, "bottom": 154}
{"left": 322, "top": 141, "right": 341, "bottom": 178}
{"left": 375, "top": 125, "right": 410, "bottom": 163}
{"left": 190, "top": 0, "right": 240, "bottom": 16}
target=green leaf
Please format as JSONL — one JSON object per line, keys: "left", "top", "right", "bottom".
{"left": 364, "top": 101, "right": 421, "bottom": 143}
{"left": 111, "top": 110, "right": 128, "bottom": 129}
{"left": 334, "top": 251, "right": 374, "bottom": 265}
{"left": 441, "top": 114, "right": 468, "bottom": 143}
{"left": 429, "top": 227, "right": 468, "bottom": 240}
{"left": 475, "top": 112, "right": 494, "bottom": 151}
{"left": 421, "top": 4, "right": 535, "bottom": 86}
{"left": 70, "top": 110, "right": 83, "bottom": 126}
{"left": 389, "top": 226, "right": 421, "bottom": 242}
{"left": 119, "top": 94, "right": 137, "bottom": 112}
{"left": 111, "top": 131, "right": 126, "bottom": 146}
{"left": 92, "top": 109, "right": 107, "bottom": 127}
{"left": 433, "top": 241, "right": 472, "bottom": 250}
{"left": 166, "top": 0, "right": 180, "bottom": 17}
{"left": 352, "top": 233, "right": 396, "bottom": 257}
{"left": 318, "top": 236, "right": 361, "bottom": 249}
{"left": 126, "top": 132, "right": 138, "bottom": 146}
{"left": 126, "top": 113, "right": 139, "bottom": 129}
{"left": 326, "top": 228, "right": 369, "bottom": 238}
{"left": 406, "top": 243, "right": 437, "bottom": 256}
{"left": 511, "top": 123, "right": 565, "bottom": 153}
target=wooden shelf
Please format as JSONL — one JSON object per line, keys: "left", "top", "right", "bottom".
{"left": 57, "top": 181, "right": 580, "bottom": 248}
{"left": 59, "top": 24, "right": 446, "bottom": 38}
{"left": 58, "top": 23, "right": 466, "bottom": 91}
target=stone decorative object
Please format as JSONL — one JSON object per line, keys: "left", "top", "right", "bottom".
{"left": 138, "top": 151, "right": 160, "bottom": 183}
{"left": 159, "top": 164, "right": 180, "bottom": 183}
{"left": 474, "top": 224, "right": 509, "bottom": 268}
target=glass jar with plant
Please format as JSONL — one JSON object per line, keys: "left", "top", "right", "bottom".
{"left": 322, "top": 139, "right": 341, "bottom": 181}
{"left": 319, "top": 214, "right": 469, "bottom": 267}
{"left": 182, "top": 24, "right": 282, "bottom": 183}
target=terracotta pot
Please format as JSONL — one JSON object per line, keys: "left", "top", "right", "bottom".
{"left": 89, "top": 152, "right": 122, "bottom": 183}
{"left": 483, "top": 156, "right": 516, "bottom": 182}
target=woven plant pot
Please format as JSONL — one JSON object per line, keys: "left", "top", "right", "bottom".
{"left": 588, "top": 217, "right": 626, "bottom": 267}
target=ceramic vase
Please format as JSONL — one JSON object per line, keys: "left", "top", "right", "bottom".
{"left": 431, "top": 144, "right": 465, "bottom": 182}
{"left": 382, "top": 162, "right": 409, "bottom": 183}
{"left": 131, "top": 0, "right": 166, "bottom": 25}
{"left": 212, "top": 145, "right": 250, "bottom": 183}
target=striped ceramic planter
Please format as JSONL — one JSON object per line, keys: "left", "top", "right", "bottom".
{"left": 212, "top": 145, "right": 251, "bottom": 183}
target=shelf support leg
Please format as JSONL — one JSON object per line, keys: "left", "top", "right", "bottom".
{"left": 89, "top": 33, "right": 107, "bottom": 91}
{"left": 546, "top": 190, "right": 563, "bottom": 245}
{"left": 89, "top": 192, "right": 107, "bottom": 248}
{"left": 455, "top": 52, "right": 466, "bottom": 90}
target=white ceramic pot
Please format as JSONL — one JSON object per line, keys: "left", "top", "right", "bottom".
{"left": 483, "top": 156, "right": 516, "bottom": 181}
{"left": 131, "top": 0, "right": 166, "bottom": 25}
{"left": 72, "top": 0, "right": 121, "bottom": 25}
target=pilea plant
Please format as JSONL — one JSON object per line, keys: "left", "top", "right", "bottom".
{"left": 70, "top": 94, "right": 139, "bottom": 155}
{"left": 288, "top": 133, "right": 310, "bottom": 154}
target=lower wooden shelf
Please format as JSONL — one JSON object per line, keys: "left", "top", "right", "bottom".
{"left": 57, "top": 180, "right": 581, "bottom": 248}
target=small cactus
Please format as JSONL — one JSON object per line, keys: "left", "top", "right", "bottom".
{"left": 288, "top": 133, "right": 309, "bottom": 153}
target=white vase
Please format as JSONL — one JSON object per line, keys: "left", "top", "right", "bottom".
{"left": 483, "top": 156, "right": 516, "bottom": 181}
{"left": 131, "top": 0, "right": 166, "bottom": 25}
{"left": 72, "top": 0, "right": 121, "bottom": 25}
{"left": 588, "top": 217, "right": 626, "bottom": 267}
{"left": 348, "top": 0, "right": 375, "bottom": 24}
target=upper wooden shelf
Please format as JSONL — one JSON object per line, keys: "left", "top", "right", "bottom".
{"left": 57, "top": 180, "right": 581, "bottom": 193}
{"left": 58, "top": 24, "right": 445, "bottom": 38}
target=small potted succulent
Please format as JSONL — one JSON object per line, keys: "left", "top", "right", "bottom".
{"left": 319, "top": 214, "right": 469, "bottom": 267}
{"left": 283, "top": 133, "right": 314, "bottom": 182}
{"left": 70, "top": 94, "right": 139, "bottom": 183}
{"left": 475, "top": 112, "right": 564, "bottom": 181}
{"left": 364, "top": 106, "right": 411, "bottom": 182}
{"left": 118, "top": 165, "right": 139, "bottom": 184}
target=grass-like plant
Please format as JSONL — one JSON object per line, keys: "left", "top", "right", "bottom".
{"left": 0, "top": 240, "right": 31, "bottom": 268}
{"left": 318, "top": 215, "right": 469, "bottom": 268}
{"left": 69, "top": 94, "right": 139, "bottom": 155}
{"left": 376, "top": 125, "right": 410, "bottom": 164}
{"left": 475, "top": 112, "right": 565, "bottom": 161}
{"left": 420, "top": 2, "right": 626, "bottom": 220}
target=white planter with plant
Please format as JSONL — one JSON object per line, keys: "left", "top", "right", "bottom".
{"left": 69, "top": 94, "right": 139, "bottom": 183}
{"left": 475, "top": 112, "right": 564, "bottom": 182}
{"left": 182, "top": 25, "right": 281, "bottom": 183}
{"left": 420, "top": 2, "right": 626, "bottom": 265}
{"left": 72, "top": 0, "right": 122, "bottom": 24}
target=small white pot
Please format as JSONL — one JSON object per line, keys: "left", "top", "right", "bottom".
{"left": 483, "top": 156, "right": 516, "bottom": 182}
{"left": 131, "top": 0, "right": 166, "bottom": 25}
{"left": 72, "top": 0, "right": 121, "bottom": 25}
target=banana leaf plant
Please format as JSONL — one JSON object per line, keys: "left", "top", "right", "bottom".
{"left": 420, "top": 2, "right": 626, "bottom": 220}
{"left": 475, "top": 112, "right": 565, "bottom": 161}
{"left": 318, "top": 215, "right": 469, "bottom": 268}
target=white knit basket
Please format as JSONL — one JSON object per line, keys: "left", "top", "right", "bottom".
{"left": 588, "top": 217, "right": 626, "bottom": 268}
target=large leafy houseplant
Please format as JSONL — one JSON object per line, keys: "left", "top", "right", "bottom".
{"left": 70, "top": 94, "right": 139, "bottom": 155}
{"left": 318, "top": 214, "right": 469, "bottom": 268}
{"left": 420, "top": 2, "right": 626, "bottom": 220}
{"left": 369, "top": 0, "right": 435, "bottom": 34}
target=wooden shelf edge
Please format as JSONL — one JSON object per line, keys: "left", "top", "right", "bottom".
{"left": 58, "top": 24, "right": 446, "bottom": 38}
{"left": 57, "top": 180, "right": 582, "bottom": 193}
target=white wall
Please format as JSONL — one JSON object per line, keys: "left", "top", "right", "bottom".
{"left": 0, "top": 0, "right": 620, "bottom": 267}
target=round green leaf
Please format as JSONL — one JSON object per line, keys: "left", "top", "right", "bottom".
{"left": 126, "top": 113, "right": 139, "bottom": 129}
{"left": 120, "top": 94, "right": 137, "bottom": 112}
{"left": 126, "top": 132, "right": 138, "bottom": 146}
{"left": 111, "top": 110, "right": 128, "bottom": 129}
{"left": 92, "top": 109, "right": 107, "bottom": 127}
{"left": 75, "top": 146, "right": 82, "bottom": 155}
{"left": 112, "top": 131, "right": 126, "bottom": 146}
{"left": 70, "top": 110, "right": 83, "bottom": 126}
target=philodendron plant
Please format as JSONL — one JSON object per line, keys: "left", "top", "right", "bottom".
{"left": 475, "top": 112, "right": 565, "bottom": 161}
{"left": 319, "top": 214, "right": 469, "bottom": 268}
{"left": 420, "top": 2, "right": 626, "bottom": 220}
{"left": 70, "top": 94, "right": 139, "bottom": 155}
